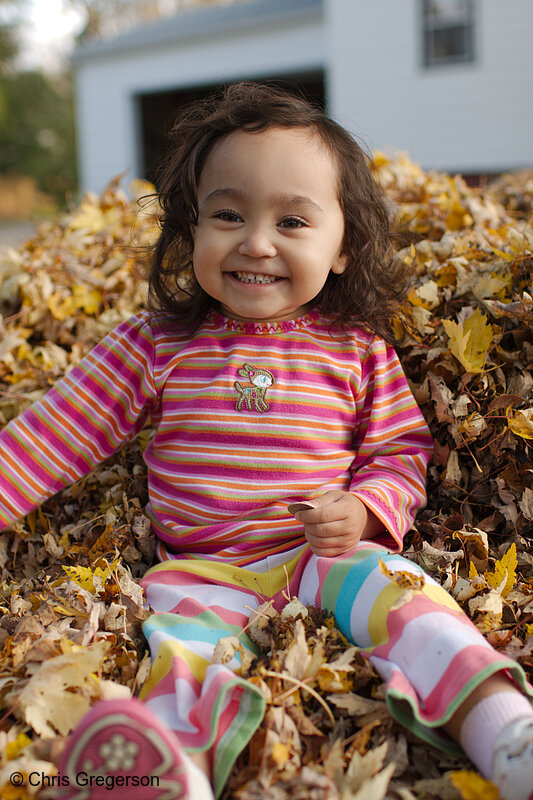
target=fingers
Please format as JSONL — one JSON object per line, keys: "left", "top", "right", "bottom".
{"left": 288, "top": 492, "right": 366, "bottom": 557}
{"left": 301, "top": 518, "right": 352, "bottom": 541}
{"left": 300, "top": 514, "right": 361, "bottom": 555}
{"left": 304, "top": 534, "right": 361, "bottom": 557}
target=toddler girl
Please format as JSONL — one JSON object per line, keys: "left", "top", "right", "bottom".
{"left": 0, "top": 83, "right": 532, "bottom": 800}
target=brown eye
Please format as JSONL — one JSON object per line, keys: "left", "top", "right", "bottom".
{"left": 279, "top": 216, "right": 306, "bottom": 229}
{"left": 215, "top": 210, "right": 242, "bottom": 223}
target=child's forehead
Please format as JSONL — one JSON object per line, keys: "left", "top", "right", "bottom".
{"left": 199, "top": 126, "right": 340, "bottom": 193}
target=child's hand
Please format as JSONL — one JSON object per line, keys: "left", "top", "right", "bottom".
{"left": 290, "top": 491, "right": 384, "bottom": 557}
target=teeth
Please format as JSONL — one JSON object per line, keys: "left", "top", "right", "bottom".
{"left": 234, "top": 271, "right": 277, "bottom": 284}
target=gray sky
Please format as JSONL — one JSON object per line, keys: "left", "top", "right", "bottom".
{"left": 17, "top": 0, "right": 84, "bottom": 71}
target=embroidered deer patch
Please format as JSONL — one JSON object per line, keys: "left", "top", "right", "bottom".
{"left": 234, "top": 364, "right": 275, "bottom": 412}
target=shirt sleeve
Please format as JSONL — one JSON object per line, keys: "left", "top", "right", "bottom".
{"left": 0, "top": 314, "right": 157, "bottom": 530}
{"left": 349, "top": 335, "right": 433, "bottom": 551}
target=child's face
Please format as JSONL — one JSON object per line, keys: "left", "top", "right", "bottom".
{"left": 192, "top": 126, "right": 347, "bottom": 322}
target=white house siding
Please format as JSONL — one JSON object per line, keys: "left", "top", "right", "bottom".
{"left": 74, "top": 16, "right": 324, "bottom": 193}
{"left": 327, "top": 0, "right": 533, "bottom": 174}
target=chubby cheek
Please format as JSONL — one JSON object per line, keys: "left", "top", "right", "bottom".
{"left": 192, "top": 241, "right": 215, "bottom": 278}
{"left": 302, "top": 266, "right": 333, "bottom": 296}
{"left": 193, "top": 233, "right": 227, "bottom": 269}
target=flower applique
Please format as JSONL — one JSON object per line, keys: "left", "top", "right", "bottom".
{"left": 98, "top": 733, "right": 139, "bottom": 771}
{"left": 234, "top": 364, "right": 275, "bottom": 412}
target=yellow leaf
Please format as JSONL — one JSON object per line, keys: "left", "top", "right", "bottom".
{"left": 506, "top": 408, "right": 533, "bottom": 440}
{"left": 53, "top": 603, "right": 88, "bottom": 618}
{"left": 59, "top": 530, "right": 70, "bottom": 549}
{"left": 129, "top": 177, "right": 156, "bottom": 199}
{"left": 446, "top": 201, "right": 473, "bottom": 231}
{"left": 0, "top": 323, "right": 30, "bottom": 364}
{"left": 68, "top": 200, "right": 120, "bottom": 234}
{"left": 62, "top": 560, "right": 118, "bottom": 593}
{"left": 488, "top": 245, "right": 516, "bottom": 262}
{"left": 484, "top": 543, "right": 517, "bottom": 598}
{"left": 269, "top": 741, "right": 290, "bottom": 767}
{"left": 47, "top": 292, "right": 76, "bottom": 321}
{"left": 316, "top": 665, "right": 353, "bottom": 693}
{"left": 442, "top": 309, "right": 493, "bottom": 373}
{"left": 435, "top": 261, "right": 458, "bottom": 288}
{"left": 473, "top": 271, "right": 511, "bottom": 301}
{"left": 72, "top": 285, "right": 102, "bottom": 315}
{"left": 408, "top": 280, "right": 440, "bottom": 310}
{"left": 450, "top": 770, "right": 501, "bottom": 800}
{"left": 5, "top": 733, "right": 32, "bottom": 761}
{"left": 371, "top": 150, "right": 390, "bottom": 169}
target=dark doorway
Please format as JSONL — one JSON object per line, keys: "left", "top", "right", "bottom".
{"left": 136, "top": 72, "right": 325, "bottom": 188}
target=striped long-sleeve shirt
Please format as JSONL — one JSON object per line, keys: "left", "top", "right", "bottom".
{"left": 0, "top": 309, "right": 433, "bottom": 565}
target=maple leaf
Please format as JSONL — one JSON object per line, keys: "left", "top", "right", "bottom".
{"left": 344, "top": 742, "right": 395, "bottom": 799}
{"left": 280, "top": 597, "right": 309, "bottom": 621}
{"left": 62, "top": 560, "right": 119, "bottom": 594}
{"left": 442, "top": 309, "right": 493, "bottom": 373}
{"left": 11, "top": 641, "right": 113, "bottom": 737}
{"left": 473, "top": 271, "right": 511, "bottom": 300}
{"left": 484, "top": 543, "right": 518, "bottom": 598}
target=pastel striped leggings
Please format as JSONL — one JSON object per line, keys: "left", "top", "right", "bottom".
{"left": 138, "top": 542, "right": 532, "bottom": 798}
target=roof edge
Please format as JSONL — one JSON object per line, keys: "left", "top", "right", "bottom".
{"left": 72, "top": 0, "right": 323, "bottom": 64}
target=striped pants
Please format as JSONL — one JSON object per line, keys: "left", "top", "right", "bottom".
{"left": 138, "top": 542, "right": 532, "bottom": 798}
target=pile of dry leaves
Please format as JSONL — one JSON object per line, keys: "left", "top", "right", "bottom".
{"left": 0, "top": 156, "right": 531, "bottom": 799}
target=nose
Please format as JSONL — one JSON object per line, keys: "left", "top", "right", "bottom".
{"left": 238, "top": 225, "right": 277, "bottom": 259}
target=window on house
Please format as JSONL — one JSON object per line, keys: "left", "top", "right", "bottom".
{"left": 422, "top": 0, "right": 475, "bottom": 67}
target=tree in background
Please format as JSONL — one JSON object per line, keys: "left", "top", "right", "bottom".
{"left": 0, "top": 0, "right": 77, "bottom": 212}
{"left": 0, "top": 0, "right": 237, "bottom": 216}
{"left": 67, "top": 0, "right": 240, "bottom": 40}
{"left": 0, "top": 70, "right": 76, "bottom": 203}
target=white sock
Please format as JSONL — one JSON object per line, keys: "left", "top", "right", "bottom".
{"left": 492, "top": 716, "right": 533, "bottom": 800}
{"left": 459, "top": 691, "right": 533, "bottom": 779}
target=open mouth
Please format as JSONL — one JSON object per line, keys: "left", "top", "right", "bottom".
{"left": 232, "top": 271, "right": 280, "bottom": 285}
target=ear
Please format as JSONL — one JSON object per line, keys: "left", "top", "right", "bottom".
{"left": 331, "top": 252, "right": 348, "bottom": 275}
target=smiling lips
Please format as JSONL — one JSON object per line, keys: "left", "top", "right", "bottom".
{"left": 232, "top": 271, "right": 280, "bottom": 284}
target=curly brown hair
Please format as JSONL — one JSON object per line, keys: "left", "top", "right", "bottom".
{"left": 148, "top": 81, "right": 407, "bottom": 341}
